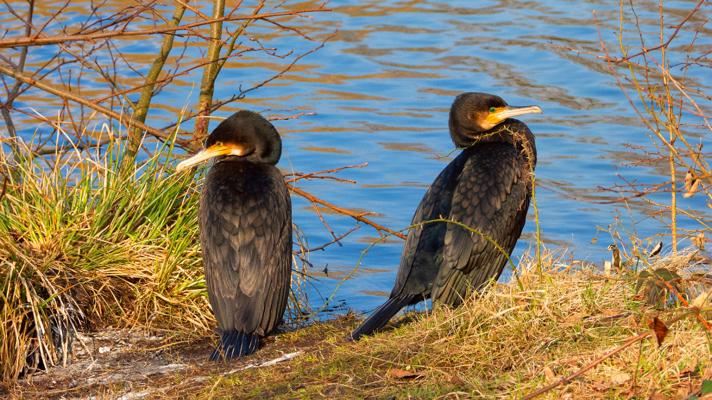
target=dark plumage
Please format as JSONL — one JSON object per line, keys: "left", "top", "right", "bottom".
{"left": 177, "top": 110, "right": 291, "bottom": 359}
{"left": 351, "top": 93, "right": 541, "bottom": 340}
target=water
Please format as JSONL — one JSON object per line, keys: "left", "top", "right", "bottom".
{"left": 2, "top": 0, "right": 710, "bottom": 316}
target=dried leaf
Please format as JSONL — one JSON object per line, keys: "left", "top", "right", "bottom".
{"left": 685, "top": 170, "right": 694, "bottom": 190}
{"left": 648, "top": 241, "right": 664, "bottom": 257}
{"left": 387, "top": 368, "right": 423, "bottom": 380}
{"left": 679, "top": 365, "right": 699, "bottom": 379}
{"left": 601, "top": 308, "right": 624, "bottom": 317}
{"left": 591, "top": 381, "right": 610, "bottom": 392}
{"left": 648, "top": 316, "right": 669, "bottom": 346}
{"left": 648, "top": 392, "right": 669, "bottom": 400}
{"left": 447, "top": 374, "right": 464, "bottom": 385}
{"left": 684, "top": 178, "right": 701, "bottom": 198}
{"left": 543, "top": 366, "right": 555, "bottom": 382}
{"left": 607, "top": 369, "right": 630, "bottom": 385}
{"left": 564, "top": 311, "right": 586, "bottom": 324}
{"left": 693, "top": 232, "right": 706, "bottom": 251}
{"left": 691, "top": 289, "right": 712, "bottom": 309}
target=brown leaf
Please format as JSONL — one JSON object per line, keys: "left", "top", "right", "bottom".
{"left": 648, "top": 392, "right": 670, "bottom": 400}
{"left": 685, "top": 170, "right": 694, "bottom": 190}
{"left": 684, "top": 178, "right": 701, "bottom": 198}
{"left": 601, "top": 308, "right": 624, "bottom": 317}
{"left": 387, "top": 368, "right": 424, "bottom": 380}
{"left": 542, "top": 366, "right": 556, "bottom": 382}
{"left": 648, "top": 316, "right": 669, "bottom": 346}
{"left": 678, "top": 365, "right": 699, "bottom": 379}
{"left": 693, "top": 232, "right": 706, "bottom": 251}
{"left": 591, "top": 381, "right": 610, "bottom": 392}
{"left": 564, "top": 312, "right": 585, "bottom": 324}
{"left": 607, "top": 368, "right": 631, "bottom": 385}
{"left": 447, "top": 374, "right": 464, "bottom": 385}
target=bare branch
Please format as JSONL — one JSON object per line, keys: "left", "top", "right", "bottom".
{"left": 0, "top": 64, "right": 195, "bottom": 149}
{"left": 287, "top": 184, "right": 407, "bottom": 240}
{"left": 0, "top": 8, "right": 330, "bottom": 49}
{"left": 126, "top": 2, "right": 188, "bottom": 160}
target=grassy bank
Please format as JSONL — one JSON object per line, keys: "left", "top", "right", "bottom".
{"left": 7, "top": 252, "right": 711, "bottom": 399}
{"left": 199, "top": 257, "right": 712, "bottom": 399}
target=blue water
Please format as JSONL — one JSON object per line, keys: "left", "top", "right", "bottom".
{"left": 3, "top": 0, "right": 710, "bottom": 316}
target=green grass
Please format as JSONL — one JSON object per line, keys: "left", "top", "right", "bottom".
{"left": 0, "top": 137, "right": 209, "bottom": 381}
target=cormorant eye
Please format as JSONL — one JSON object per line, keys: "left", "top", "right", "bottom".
{"left": 488, "top": 107, "right": 496, "bottom": 113}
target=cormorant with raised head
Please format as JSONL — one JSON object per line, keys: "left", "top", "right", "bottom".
{"left": 351, "top": 92, "right": 541, "bottom": 340}
{"left": 177, "top": 110, "right": 291, "bottom": 359}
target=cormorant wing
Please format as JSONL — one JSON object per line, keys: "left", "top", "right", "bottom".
{"left": 390, "top": 157, "right": 467, "bottom": 298}
{"left": 201, "top": 167, "right": 292, "bottom": 335}
{"left": 432, "top": 143, "right": 531, "bottom": 305}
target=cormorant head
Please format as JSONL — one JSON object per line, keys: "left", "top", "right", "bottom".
{"left": 176, "top": 110, "right": 282, "bottom": 171}
{"left": 448, "top": 92, "right": 542, "bottom": 148}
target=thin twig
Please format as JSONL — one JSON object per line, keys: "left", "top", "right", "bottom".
{"left": 284, "top": 162, "right": 367, "bottom": 184}
{"left": 523, "top": 312, "right": 691, "bottom": 399}
{"left": 653, "top": 272, "right": 712, "bottom": 333}
{"left": 296, "top": 226, "right": 360, "bottom": 255}
{"left": 604, "top": 0, "right": 705, "bottom": 63}
{"left": 287, "top": 185, "right": 407, "bottom": 240}
{"left": 522, "top": 332, "right": 651, "bottom": 400}
{"left": 0, "top": 8, "right": 330, "bottom": 48}
{"left": 0, "top": 64, "right": 195, "bottom": 149}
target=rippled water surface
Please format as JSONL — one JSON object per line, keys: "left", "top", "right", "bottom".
{"left": 5, "top": 1, "right": 711, "bottom": 315}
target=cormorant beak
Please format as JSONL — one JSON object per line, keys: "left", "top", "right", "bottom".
{"left": 176, "top": 143, "right": 247, "bottom": 172}
{"left": 485, "top": 105, "right": 542, "bottom": 127}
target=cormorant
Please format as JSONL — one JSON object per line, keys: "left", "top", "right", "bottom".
{"left": 351, "top": 92, "right": 541, "bottom": 339}
{"left": 177, "top": 110, "right": 292, "bottom": 359}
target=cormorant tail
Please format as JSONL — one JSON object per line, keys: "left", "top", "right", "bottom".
{"left": 210, "top": 330, "right": 260, "bottom": 361}
{"left": 350, "top": 295, "right": 414, "bottom": 341}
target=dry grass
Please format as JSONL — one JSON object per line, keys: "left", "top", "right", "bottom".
{"left": 0, "top": 129, "right": 334, "bottom": 385}
{"left": 10, "top": 251, "right": 708, "bottom": 399}
{"left": 0, "top": 137, "right": 214, "bottom": 382}
{"left": 192, "top": 252, "right": 711, "bottom": 399}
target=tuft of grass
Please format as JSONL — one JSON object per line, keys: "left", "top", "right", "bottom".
{"left": 0, "top": 136, "right": 209, "bottom": 382}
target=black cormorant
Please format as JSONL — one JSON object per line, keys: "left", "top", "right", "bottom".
{"left": 351, "top": 92, "right": 541, "bottom": 339}
{"left": 177, "top": 110, "right": 292, "bottom": 359}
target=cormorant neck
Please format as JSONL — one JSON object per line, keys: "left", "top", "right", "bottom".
{"left": 215, "top": 154, "right": 274, "bottom": 166}
{"left": 453, "top": 119, "right": 537, "bottom": 166}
